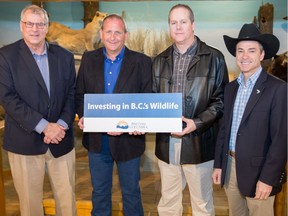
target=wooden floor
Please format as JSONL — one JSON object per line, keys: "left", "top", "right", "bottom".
{"left": 1, "top": 122, "right": 286, "bottom": 216}
{"left": 3, "top": 150, "right": 229, "bottom": 216}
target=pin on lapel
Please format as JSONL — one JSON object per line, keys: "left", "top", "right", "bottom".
{"left": 256, "top": 89, "right": 260, "bottom": 94}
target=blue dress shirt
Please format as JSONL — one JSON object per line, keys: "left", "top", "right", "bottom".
{"left": 101, "top": 47, "right": 125, "bottom": 154}
{"left": 229, "top": 67, "right": 262, "bottom": 151}
{"left": 32, "top": 45, "right": 68, "bottom": 134}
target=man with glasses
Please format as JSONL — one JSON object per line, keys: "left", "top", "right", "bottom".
{"left": 22, "top": 20, "right": 47, "bottom": 28}
{"left": 0, "top": 5, "right": 77, "bottom": 216}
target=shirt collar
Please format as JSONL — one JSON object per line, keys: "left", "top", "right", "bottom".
{"left": 103, "top": 46, "right": 125, "bottom": 62}
{"left": 237, "top": 67, "right": 262, "bottom": 87}
{"left": 30, "top": 44, "right": 47, "bottom": 56}
{"left": 173, "top": 37, "right": 198, "bottom": 56}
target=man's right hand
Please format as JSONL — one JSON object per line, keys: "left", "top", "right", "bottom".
{"left": 78, "top": 117, "right": 84, "bottom": 130}
{"left": 212, "top": 168, "right": 222, "bottom": 184}
{"left": 43, "top": 123, "right": 66, "bottom": 144}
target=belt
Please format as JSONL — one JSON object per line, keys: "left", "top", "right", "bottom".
{"left": 228, "top": 150, "right": 236, "bottom": 158}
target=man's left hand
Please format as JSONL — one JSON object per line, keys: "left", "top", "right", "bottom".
{"left": 171, "top": 116, "right": 196, "bottom": 137}
{"left": 254, "top": 180, "right": 272, "bottom": 200}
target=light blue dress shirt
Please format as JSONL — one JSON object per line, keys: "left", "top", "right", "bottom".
{"left": 32, "top": 45, "right": 68, "bottom": 134}
{"left": 229, "top": 67, "right": 262, "bottom": 151}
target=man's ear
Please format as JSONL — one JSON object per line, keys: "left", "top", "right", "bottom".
{"left": 260, "top": 50, "right": 265, "bottom": 61}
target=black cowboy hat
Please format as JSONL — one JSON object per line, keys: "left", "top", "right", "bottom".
{"left": 223, "top": 23, "right": 280, "bottom": 59}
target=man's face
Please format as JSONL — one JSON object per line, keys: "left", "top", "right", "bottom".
{"left": 236, "top": 41, "right": 265, "bottom": 76}
{"left": 169, "top": 7, "right": 195, "bottom": 46}
{"left": 100, "top": 17, "right": 128, "bottom": 57}
{"left": 20, "top": 10, "right": 48, "bottom": 49}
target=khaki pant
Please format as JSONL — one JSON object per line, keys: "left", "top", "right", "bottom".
{"left": 224, "top": 156, "right": 275, "bottom": 216}
{"left": 8, "top": 149, "right": 77, "bottom": 216}
{"left": 157, "top": 159, "right": 215, "bottom": 216}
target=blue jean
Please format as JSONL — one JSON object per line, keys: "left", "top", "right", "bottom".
{"left": 88, "top": 151, "right": 144, "bottom": 216}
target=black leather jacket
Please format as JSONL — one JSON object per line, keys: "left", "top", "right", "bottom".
{"left": 152, "top": 37, "right": 229, "bottom": 164}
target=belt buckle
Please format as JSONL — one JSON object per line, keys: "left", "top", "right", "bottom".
{"left": 229, "top": 150, "right": 236, "bottom": 158}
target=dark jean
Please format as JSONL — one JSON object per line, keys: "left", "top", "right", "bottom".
{"left": 88, "top": 151, "right": 144, "bottom": 216}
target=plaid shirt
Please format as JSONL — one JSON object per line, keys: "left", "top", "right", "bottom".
{"left": 172, "top": 39, "right": 197, "bottom": 113}
{"left": 229, "top": 67, "right": 262, "bottom": 151}
{"left": 169, "top": 39, "right": 197, "bottom": 165}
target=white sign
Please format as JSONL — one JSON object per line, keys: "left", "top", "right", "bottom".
{"left": 83, "top": 93, "right": 182, "bottom": 132}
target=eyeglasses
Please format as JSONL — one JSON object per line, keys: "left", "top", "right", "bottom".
{"left": 21, "top": 21, "right": 47, "bottom": 29}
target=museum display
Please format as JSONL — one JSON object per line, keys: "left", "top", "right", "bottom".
{"left": 46, "top": 11, "right": 107, "bottom": 53}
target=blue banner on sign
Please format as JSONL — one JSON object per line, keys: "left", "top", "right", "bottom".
{"left": 84, "top": 93, "right": 182, "bottom": 118}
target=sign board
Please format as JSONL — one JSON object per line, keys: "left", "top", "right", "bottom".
{"left": 83, "top": 93, "right": 182, "bottom": 132}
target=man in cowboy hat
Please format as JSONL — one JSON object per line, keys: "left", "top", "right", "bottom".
{"left": 212, "top": 23, "right": 287, "bottom": 216}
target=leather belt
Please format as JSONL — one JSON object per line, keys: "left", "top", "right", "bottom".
{"left": 228, "top": 150, "right": 236, "bottom": 158}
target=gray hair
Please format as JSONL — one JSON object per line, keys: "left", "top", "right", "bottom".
{"left": 20, "top": 4, "right": 49, "bottom": 23}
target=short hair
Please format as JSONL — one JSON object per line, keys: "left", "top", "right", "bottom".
{"left": 101, "top": 14, "right": 127, "bottom": 33}
{"left": 168, "top": 4, "right": 194, "bottom": 23}
{"left": 20, "top": 4, "right": 49, "bottom": 23}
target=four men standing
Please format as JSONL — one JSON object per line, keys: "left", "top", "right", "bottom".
{"left": 0, "top": 3, "right": 286, "bottom": 216}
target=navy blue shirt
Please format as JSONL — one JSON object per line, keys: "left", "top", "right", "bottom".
{"left": 103, "top": 47, "right": 125, "bottom": 93}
